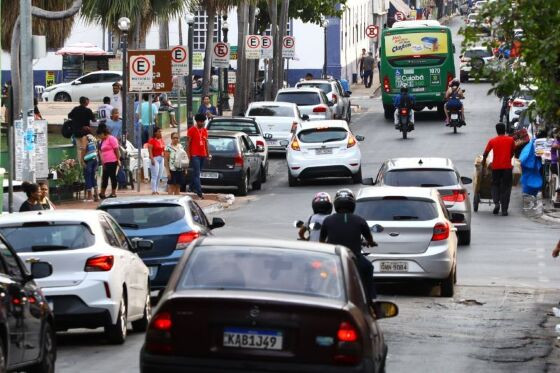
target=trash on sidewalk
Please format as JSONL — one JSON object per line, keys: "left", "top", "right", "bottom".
{"left": 456, "top": 299, "right": 485, "bottom": 306}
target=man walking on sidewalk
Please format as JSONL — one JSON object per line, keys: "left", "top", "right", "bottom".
{"left": 362, "top": 52, "right": 375, "bottom": 88}
{"left": 187, "top": 113, "right": 212, "bottom": 199}
{"left": 482, "top": 123, "right": 515, "bottom": 216}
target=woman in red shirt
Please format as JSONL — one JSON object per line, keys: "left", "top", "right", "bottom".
{"left": 147, "top": 127, "right": 165, "bottom": 195}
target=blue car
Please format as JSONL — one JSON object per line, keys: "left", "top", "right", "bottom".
{"left": 98, "top": 196, "right": 225, "bottom": 291}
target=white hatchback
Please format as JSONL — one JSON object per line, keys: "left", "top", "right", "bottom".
{"left": 286, "top": 120, "right": 364, "bottom": 186}
{"left": 0, "top": 210, "right": 153, "bottom": 344}
{"left": 42, "top": 70, "right": 122, "bottom": 102}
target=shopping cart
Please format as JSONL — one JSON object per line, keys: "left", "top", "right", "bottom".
{"left": 472, "top": 156, "right": 494, "bottom": 212}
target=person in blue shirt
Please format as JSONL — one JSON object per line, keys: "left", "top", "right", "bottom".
{"left": 106, "top": 108, "right": 122, "bottom": 143}
{"left": 197, "top": 95, "right": 218, "bottom": 119}
{"left": 393, "top": 85, "right": 415, "bottom": 128}
{"left": 136, "top": 93, "right": 158, "bottom": 145}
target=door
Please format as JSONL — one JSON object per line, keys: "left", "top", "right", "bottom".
{"left": 241, "top": 136, "right": 258, "bottom": 183}
{"left": 72, "top": 73, "right": 102, "bottom": 101}
{"left": 188, "top": 201, "right": 210, "bottom": 235}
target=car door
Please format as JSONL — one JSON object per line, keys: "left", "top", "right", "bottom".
{"left": 71, "top": 73, "right": 102, "bottom": 100}
{"left": 335, "top": 81, "right": 349, "bottom": 117}
{"left": 242, "top": 136, "right": 259, "bottom": 182}
{"left": 187, "top": 201, "right": 211, "bottom": 236}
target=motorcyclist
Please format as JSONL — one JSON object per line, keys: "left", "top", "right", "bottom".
{"left": 393, "top": 85, "right": 415, "bottom": 129}
{"left": 298, "top": 192, "right": 333, "bottom": 241}
{"left": 319, "top": 189, "right": 378, "bottom": 301}
{"left": 444, "top": 79, "right": 465, "bottom": 125}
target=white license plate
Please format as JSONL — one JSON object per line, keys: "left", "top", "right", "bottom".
{"left": 201, "top": 172, "right": 219, "bottom": 179}
{"left": 148, "top": 266, "right": 158, "bottom": 280}
{"left": 451, "top": 114, "right": 459, "bottom": 119}
{"left": 380, "top": 261, "right": 409, "bottom": 272}
{"left": 223, "top": 327, "right": 283, "bottom": 350}
{"left": 412, "top": 87, "right": 425, "bottom": 92}
{"left": 266, "top": 139, "right": 278, "bottom": 146}
{"left": 315, "top": 148, "right": 333, "bottom": 155}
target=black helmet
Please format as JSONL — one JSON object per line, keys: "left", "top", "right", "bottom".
{"left": 400, "top": 84, "right": 408, "bottom": 94}
{"left": 312, "top": 192, "right": 333, "bottom": 214}
{"left": 451, "top": 79, "right": 460, "bottom": 87}
{"left": 334, "top": 189, "right": 356, "bottom": 213}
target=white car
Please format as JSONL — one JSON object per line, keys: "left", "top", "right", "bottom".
{"left": 286, "top": 120, "right": 364, "bottom": 186}
{"left": 275, "top": 87, "right": 334, "bottom": 121}
{"left": 295, "top": 79, "right": 351, "bottom": 122}
{"left": 0, "top": 210, "right": 153, "bottom": 344}
{"left": 42, "top": 70, "right": 122, "bottom": 102}
{"left": 508, "top": 85, "right": 536, "bottom": 125}
{"left": 465, "top": 12, "right": 479, "bottom": 24}
{"left": 459, "top": 46, "right": 495, "bottom": 82}
{"left": 245, "top": 101, "right": 305, "bottom": 151}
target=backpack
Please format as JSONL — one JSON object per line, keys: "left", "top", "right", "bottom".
{"left": 399, "top": 94, "right": 412, "bottom": 109}
{"left": 61, "top": 120, "right": 73, "bottom": 139}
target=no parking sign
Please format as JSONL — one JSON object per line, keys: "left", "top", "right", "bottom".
{"left": 245, "top": 35, "right": 261, "bottom": 59}
{"left": 171, "top": 46, "right": 188, "bottom": 75}
{"left": 129, "top": 55, "right": 153, "bottom": 91}
{"left": 212, "top": 42, "right": 230, "bottom": 68}
{"left": 282, "top": 36, "right": 295, "bottom": 58}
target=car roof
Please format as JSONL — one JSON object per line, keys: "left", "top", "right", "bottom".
{"left": 277, "top": 87, "right": 324, "bottom": 94}
{"left": 99, "top": 195, "right": 192, "bottom": 207}
{"left": 384, "top": 157, "right": 455, "bottom": 170}
{"left": 299, "top": 120, "right": 349, "bottom": 131}
{"left": 207, "top": 130, "right": 245, "bottom": 138}
{"left": 87, "top": 70, "right": 122, "bottom": 75}
{"left": 467, "top": 46, "right": 490, "bottom": 51}
{"left": 209, "top": 117, "right": 257, "bottom": 124}
{"left": 0, "top": 209, "right": 107, "bottom": 224}
{"left": 248, "top": 101, "right": 296, "bottom": 108}
{"left": 296, "top": 80, "right": 337, "bottom": 86}
{"left": 357, "top": 186, "right": 438, "bottom": 200}
{"left": 197, "top": 237, "right": 341, "bottom": 256}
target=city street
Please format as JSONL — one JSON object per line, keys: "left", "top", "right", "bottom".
{"left": 54, "top": 18, "right": 560, "bottom": 373}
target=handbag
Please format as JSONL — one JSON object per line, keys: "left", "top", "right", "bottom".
{"left": 178, "top": 149, "right": 189, "bottom": 169}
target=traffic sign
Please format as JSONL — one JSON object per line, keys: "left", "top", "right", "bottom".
{"left": 212, "top": 42, "right": 230, "bottom": 68}
{"left": 128, "top": 50, "right": 173, "bottom": 92}
{"left": 395, "top": 11, "right": 406, "bottom": 21}
{"left": 171, "top": 45, "right": 188, "bottom": 75}
{"left": 245, "top": 35, "right": 261, "bottom": 59}
{"left": 261, "top": 35, "right": 273, "bottom": 59}
{"left": 365, "top": 25, "right": 379, "bottom": 39}
{"left": 230, "top": 46, "right": 238, "bottom": 60}
{"left": 282, "top": 36, "right": 295, "bottom": 58}
{"left": 129, "top": 55, "right": 153, "bottom": 91}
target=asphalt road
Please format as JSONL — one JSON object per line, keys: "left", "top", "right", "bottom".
{"left": 56, "top": 17, "right": 560, "bottom": 373}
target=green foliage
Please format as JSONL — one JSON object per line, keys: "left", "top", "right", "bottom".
{"left": 461, "top": 0, "right": 560, "bottom": 123}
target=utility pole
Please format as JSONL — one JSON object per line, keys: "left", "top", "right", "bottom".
{"left": 20, "top": 0, "right": 34, "bottom": 182}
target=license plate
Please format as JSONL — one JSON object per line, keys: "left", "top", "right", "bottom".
{"left": 315, "top": 148, "right": 333, "bottom": 155}
{"left": 451, "top": 114, "right": 459, "bottom": 119}
{"left": 200, "top": 172, "right": 219, "bottom": 179}
{"left": 223, "top": 327, "right": 283, "bottom": 350}
{"left": 412, "top": 87, "right": 425, "bottom": 92}
{"left": 380, "top": 261, "right": 409, "bottom": 272}
{"left": 266, "top": 139, "right": 278, "bottom": 146}
{"left": 148, "top": 266, "right": 158, "bottom": 280}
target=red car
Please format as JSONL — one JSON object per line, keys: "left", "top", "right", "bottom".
{"left": 140, "top": 238, "right": 398, "bottom": 373}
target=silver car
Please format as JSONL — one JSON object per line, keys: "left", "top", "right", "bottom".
{"left": 275, "top": 87, "right": 334, "bottom": 121}
{"left": 295, "top": 79, "right": 352, "bottom": 122}
{"left": 355, "top": 186, "right": 458, "bottom": 297}
{"left": 364, "top": 157, "right": 473, "bottom": 245}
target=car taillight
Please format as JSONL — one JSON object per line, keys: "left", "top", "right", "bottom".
{"left": 291, "top": 138, "right": 300, "bottom": 151}
{"left": 332, "top": 93, "right": 338, "bottom": 104}
{"left": 432, "top": 222, "right": 450, "bottom": 241}
{"left": 291, "top": 121, "right": 298, "bottom": 132}
{"left": 176, "top": 231, "right": 199, "bottom": 250}
{"left": 347, "top": 135, "right": 356, "bottom": 148}
{"left": 447, "top": 73, "right": 454, "bottom": 86}
{"left": 85, "top": 255, "right": 114, "bottom": 272}
{"left": 334, "top": 321, "right": 361, "bottom": 365}
{"left": 313, "top": 106, "right": 327, "bottom": 113}
{"left": 400, "top": 108, "right": 409, "bottom": 115}
{"left": 512, "top": 100, "right": 525, "bottom": 107}
{"left": 337, "top": 322, "right": 358, "bottom": 342}
{"left": 441, "top": 190, "right": 467, "bottom": 203}
{"left": 383, "top": 76, "right": 390, "bottom": 93}
{"left": 152, "top": 312, "right": 172, "bottom": 331}
{"left": 256, "top": 140, "right": 265, "bottom": 147}
{"left": 145, "top": 311, "right": 173, "bottom": 355}
{"left": 234, "top": 154, "right": 244, "bottom": 167}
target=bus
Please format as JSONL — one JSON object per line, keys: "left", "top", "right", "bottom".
{"left": 379, "top": 21, "right": 456, "bottom": 120}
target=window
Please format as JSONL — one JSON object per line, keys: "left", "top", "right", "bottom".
{"left": 247, "top": 106, "right": 294, "bottom": 117}
{"left": 208, "top": 137, "right": 238, "bottom": 153}
{"left": 99, "top": 73, "right": 122, "bottom": 83}
{"left": 296, "top": 82, "right": 333, "bottom": 93}
{"left": 0, "top": 241, "right": 22, "bottom": 279}
{"left": 384, "top": 169, "right": 459, "bottom": 187}
{"left": 207, "top": 121, "right": 260, "bottom": 135}
{"left": 188, "top": 201, "right": 208, "bottom": 227}
{"left": 0, "top": 223, "right": 95, "bottom": 252}
{"left": 105, "top": 216, "right": 130, "bottom": 250}
{"left": 298, "top": 128, "right": 348, "bottom": 143}
{"left": 78, "top": 74, "right": 100, "bottom": 84}
{"left": 242, "top": 136, "right": 254, "bottom": 150}
{"left": 355, "top": 198, "right": 439, "bottom": 221}
{"left": 239, "top": 137, "right": 249, "bottom": 153}
{"left": 193, "top": 10, "right": 219, "bottom": 51}
{"left": 276, "top": 92, "right": 320, "bottom": 106}
{"left": 100, "top": 218, "right": 121, "bottom": 248}
{"left": 101, "top": 204, "right": 186, "bottom": 229}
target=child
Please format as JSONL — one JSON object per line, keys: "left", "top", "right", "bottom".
{"left": 299, "top": 192, "right": 333, "bottom": 241}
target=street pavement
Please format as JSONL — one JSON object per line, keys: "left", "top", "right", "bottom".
{"left": 55, "top": 17, "right": 560, "bottom": 372}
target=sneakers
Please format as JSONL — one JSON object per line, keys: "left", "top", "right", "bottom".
{"left": 493, "top": 205, "right": 500, "bottom": 215}
{"left": 502, "top": 211, "right": 508, "bottom": 216}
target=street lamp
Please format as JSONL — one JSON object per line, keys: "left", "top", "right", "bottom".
{"left": 322, "top": 18, "right": 329, "bottom": 78}
{"left": 117, "top": 16, "right": 130, "bottom": 144}
{"left": 222, "top": 15, "right": 230, "bottom": 112}
{"left": 186, "top": 13, "right": 195, "bottom": 128}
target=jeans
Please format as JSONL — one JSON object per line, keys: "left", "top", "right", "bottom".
{"left": 491, "top": 168, "right": 513, "bottom": 212}
{"left": 150, "top": 156, "right": 163, "bottom": 192}
{"left": 141, "top": 126, "right": 150, "bottom": 146}
{"left": 83, "top": 159, "right": 98, "bottom": 190}
{"left": 363, "top": 69, "right": 373, "bottom": 88}
{"left": 102, "top": 162, "right": 118, "bottom": 191}
{"left": 189, "top": 156, "right": 205, "bottom": 195}
{"left": 356, "top": 255, "right": 376, "bottom": 300}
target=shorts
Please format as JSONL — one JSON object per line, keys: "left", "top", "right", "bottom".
{"left": 446, "top": 99, "right": 462, "bottom": 109}
{"left": 167, "top": 170, "right": 185, "bottom": 185}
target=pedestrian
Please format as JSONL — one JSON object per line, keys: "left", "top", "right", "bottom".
{"left": 304, "top": 73, "right": 314, "bottom": 81}
{"left": 97, "top": 124, "right": 120, "bottom": 199}
{"left": 79, "top": 126, "right": 99, "bottom": 201}
{"left": 19, "top": 182, "right": 43, "bottom": 212}
{"left": 153, "top": 94, "right": 161, "bottom": 111}
{"left": 37, "top": 181, "right": 55, "bottom": 209}
{"left": 187, "top": 113, "right": 212, "bottom": 199}
{"left": 147, "top": 126, "right": 165, "bottom": 195}
{"left": 358, "top": 48, "right": 366, "bottom": 83}
{"left": 68, "top": 96, "right": 96, "bottom": 139}
{"left": 98, "top": 96, "right": 113, "bottom": 123}
{"left": 550, "top": 129, "right": 560, "bottom": 203}
{"left": 34, "top": 97, "right": 43, "bottom": 120}
{"left": 159, "top": 93, "right": 178, "bottom": 128}
{"left": 111, "top": 82, "right": 123, "bottom": 115}
{"left": 136, "top": 93, "right": 158, "bottom": 145}
{"left": 362, "top": 52, "right": 375, "bottom": 88}
{"left": 197, "top": 95, "right": 217, "bottom": 120}
{"left": 106, "top": 108, "right": 122, "bottom": 143}
{"left": 165, "top": 132, "right": 187, "bottom": 195}
{"left": 482, "top": 123, "right": 515, "bottom": 216}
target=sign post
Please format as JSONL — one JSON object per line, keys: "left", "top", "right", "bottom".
{"left": 245, "top": 35, "right": 261, "bottom": 59}
{"left": 282, "top": 36, "right": 296, "bottom": 58}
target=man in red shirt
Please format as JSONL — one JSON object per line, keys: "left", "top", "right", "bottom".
{"left": 187, "top": 113, "right": 212, "bottom": 199}
{"left": 482, "top": 123, "right": 515, "bottom": 216}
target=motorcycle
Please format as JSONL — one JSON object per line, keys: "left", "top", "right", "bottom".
{"left": 447, "top": 90, "right": 466, "bottom": 134}
{"left": 397, "top": 107, "right": 414, "bottom": 139}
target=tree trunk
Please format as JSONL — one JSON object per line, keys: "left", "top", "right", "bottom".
{"left": 159, "top": 21, "right": 169, "bottom": 49}
{"left": 233, "top": 1, "right": 248, "bottom": 116}
{"left": 202, "top": 6, "right": 216, "bottom": 96}
{"left": 275, "top": 0, "right": 290, "bottom": 95}
{"left": 266, "top": 0, "right": 277, "bottom": 101}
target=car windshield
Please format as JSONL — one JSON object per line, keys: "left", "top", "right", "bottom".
{"left": 208, "top": 137, "right": 238, "bottom": 153}
{"left": 248, "top": 106, "right": 294, "bottom": 117}
{"left": 0, "top": 223, "right": 95, "bottom": 252}
{"left": 384, "top": 169, "right": 459, "bottom": 187}
{"left": 208, "top": 121, "right": 259, "bottom": 135}
{"left": 101, "top": 204, "right": 185, "bottom": 229}
{"left": 355, "top": 198, "right": 438, "bottom": 221}
{"left": 276, "top": 92, "right": 320, "bottom": 106}
{"left": 516, "top": 90, "right": 534, "bottom": 100}
{"left": 298, "top": 128, "right": 347, "bottom": 143}
{"left": 180, "top": 246, "right": 344, "bottom": 300}
{"left": 297, "top": 83, "right": 333, "bottom": 93}
{"left": 465, "top": 49, "right": 492, "bottom": 58}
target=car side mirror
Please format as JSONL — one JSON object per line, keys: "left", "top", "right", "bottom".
{"left": 361, "top": 177, "right": 375, "bottom": 185}
{"left": 256, "top": 145, "right": 265, "bottom": 153}
{"left": 301, "top": 114, "right": 310, "bottom": 121}
{"left": 72, "top": 80, "right": 81, "bottom": 85}
{"left": 264, "top": 133, "right": 273, "bottom": 140}
{"left": 372, "top": 301, "right": 399, "bottom": 319}
{"left": 460, "top": 176, "right": 472, "bottom": 184}
{"left": 327, "top": 101, "right": 334, "bottom": 107}
{"left": 209, "top": 217, "right": 225, "bottom": 230}
{"left": 355, "top": 135, "right": 365, "bottom": 141}
{"left": 294, "top": 220, "right": 305, "bottom": 228}
{"left": 131, "top": 238, "right": 153, "bottom": 252}
{"left": 30, "top": 262, "right": 53, "bottom": 279}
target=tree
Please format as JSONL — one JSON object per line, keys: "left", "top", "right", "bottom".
{"left": 232, "top": 0, "right": 249, "bottom": 116}
{"left": 462, "top": 0, "right": 560, "bottom": 124}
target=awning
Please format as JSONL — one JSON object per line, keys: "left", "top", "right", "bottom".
{"left": 56, "top": 42, "right": 107, "bottom": 56}
{"left": 390, "top": 0, "right": 412, "bottom": 16}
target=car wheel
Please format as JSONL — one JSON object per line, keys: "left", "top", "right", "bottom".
{"left": 260, "top": 164, "right": 267, "bottom": 183}
{"left": 473, "top": 193, "right": 480, "bottom": 212}
{"left": 237, "top": 172, "right": 249, "bottom": 196}
{"left": 440, "top": 267, "right": 455, "bottom": 297}
{"left": 54, "top": 92, "right": 71, "bottom": 102}
{"left": 105, "top": 297, "right": 127, "bottom": 344}
{"left": 457, "top": 230, "right": 471, "bottom": 246}
{"left": 352, "top": 167, "right": 362, "bottom": 184}
{"left": 27, "top": 322, "right": 56, "bottom": 373}
{"left": 288, "top": 171, "right": 298, "bottom": 187}
{"left": 252, "top": 169, "right": 262, "bottom": 191}
{"left": 132, "top": 292, "right": 152, "bottom": 333}
{"left": 383, "top": 104, "right": 394, "bottom": 120}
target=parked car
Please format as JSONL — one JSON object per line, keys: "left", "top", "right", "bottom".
{"left": 295, "top": 79, "right": 352, "bottom": 122}
{"left": 507, "top": 85, "right": 536, "bottom": 126}
{"left": 41, "top": 70, "right": 122, "bottom": 102}
{"left": 140, "top": 237, "right": 398, "bottom": 372}
{"left": 355, "top": 187, "right": 458, "bottom": 297}
{"left": 245, "top": 101, "right": 306, "bottom": 152}
{"left": 465, "top": 12, "right": 479, "bottom": 24}
{"left": 275, "top": 87, "right": 334, "bottom": 121}
{"left": 98, "top": 196, "right": 225, "bottom": 292}
{"left": 287, "top": 120, "right": 364, "bottom": 186}
{"left": 473, "top": 0, "right": 487, "bottom": 11}
{"left": 459, "top": 46, "right": 495, "bottom": 82}
{"left": 364, "top": 157, "right": 473, "bottom": 245}
{"left": 184, "top": 131, "right": 264, "bottom": 196}
{"left": 0, "top": 234, "right": 55, "bottom": 372}
{"left": 0, "top": 210, "right": 153, "bottom": 344}
{"left": 206, "top": 117, "right": 270, "bottom": 182}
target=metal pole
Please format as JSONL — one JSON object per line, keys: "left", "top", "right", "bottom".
{"left": 187, "top": 22, "right": 194, "bottom": 128}
{"left": 121, "top": 32, "right": 128, "bottom": 144}
{"left": 222, "top": 17, "right": 230, "bottom": 112}
{"left": 148, "top": 93, "right": 153, "bottom": 137}
{"left": 20, "top": 0, "right": 33, "bottom": 182}
{"left": 176, "top": 83, "right": 181, "bottom": 137}
{"left": 137, "top": 90, "right": 142, "bottom": 192}
{"left": 7, "top": 86, "right": 14, "bottom": 213}
{"left": 323, "top": 26, "right": 327, "bottom": 78}
{"left": 217, "top": 16, "right": 223, "bottom": 116}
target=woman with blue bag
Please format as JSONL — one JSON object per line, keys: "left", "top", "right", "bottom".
{"left": 79, "top": 126, "right": 99, "bottom": 202}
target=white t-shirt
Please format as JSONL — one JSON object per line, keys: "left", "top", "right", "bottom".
{"left": 98, "top": 104, "right": 113, "bottom": 120}
{"left": 112, "top": 93, "right": 122, "bottom": 114}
